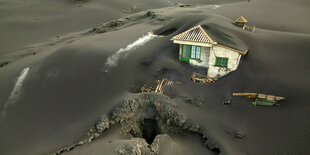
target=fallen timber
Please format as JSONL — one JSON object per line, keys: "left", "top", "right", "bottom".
{"left": 233, "top": 93, "right": 285, "bottom": 106}
{"left": 140, "top": 78, "right": 173, "bottom": 94}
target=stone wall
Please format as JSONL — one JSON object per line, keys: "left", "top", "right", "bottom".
{"left": 207, "top": 45, "right": 241, "bottom": 78}
{"left": 189, "top": 47, "right": 210, "bottom": 68}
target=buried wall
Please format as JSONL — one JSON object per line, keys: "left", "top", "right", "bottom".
{"left": 207, "top": 45, "right": 242, "bottom": 78}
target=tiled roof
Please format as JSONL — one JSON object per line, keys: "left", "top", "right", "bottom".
{"left": 234, "top": 16, "right": 248, "bottom": 23}
{"left": 171, "top": 25, "right": 215, "bottom": 44}
{"left": 171, "top": 25, "right": 248, "bottom": 55}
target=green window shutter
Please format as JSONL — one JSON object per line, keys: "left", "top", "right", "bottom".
{"left": 215, "top": 57, "right": 221, "bottom": 66}
{"left": 215, "top": 57, "right": 228, "bottom": 67}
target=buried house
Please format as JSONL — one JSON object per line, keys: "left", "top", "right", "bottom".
{"left": 171, "top": 25, "right": 248, "bottom": 78}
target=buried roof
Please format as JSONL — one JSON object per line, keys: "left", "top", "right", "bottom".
{"left": 171, "top": 25, "right": 248, "bottom": 55}
{"left": 234, "top": 16, "right": 248, "bottom": 23}
{"left": 171, "top": 25, "right": 216, "bottom": 44}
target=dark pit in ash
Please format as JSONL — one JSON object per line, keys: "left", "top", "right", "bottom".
{"left": 140, "top": 118, "right": 158, "bottom": 144}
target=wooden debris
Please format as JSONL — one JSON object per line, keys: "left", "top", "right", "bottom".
{"left": 233, "top": 92, "right": 285, "bottom": 106}
{"left": 191, "top": 72, "right": 217, "bottom": 83}
{"left": 155, "top": 78, "right": 173, "bottom": 94}
{"left": 140, "top": 78, "right": 173, "bottom": 94}
{"left": 140, "top": 84, "right": 152, "bottom": 93}
{"left": 223, "top": 98, "right": 231, "bottom": 105}
{"left": 233, "top": 93, "right": 258, "bottom": 99}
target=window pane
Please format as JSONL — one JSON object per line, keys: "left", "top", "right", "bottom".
{"left": 224, "top": 58, "right": 228, "bottom": 66}
{"left": 183, "top": 45, "right": 190, "bottom": 58}
{"left": 215, "top": 57, "right": 220, "bottom": 66}
{"left": 221, "top": 58, "right": 225, "bottom": 66}
{"left": 196, "top": 47, "right": 201, "bottom": 59}
{"left": 191, "top": 46, "right": 196, "bottom": 58}
{"left": 215, "top": 57, "right": 228, "bottom": 67}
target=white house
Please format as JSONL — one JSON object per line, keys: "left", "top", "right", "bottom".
{"left": 171, "top": 25, "right": 248, "bottom": 78}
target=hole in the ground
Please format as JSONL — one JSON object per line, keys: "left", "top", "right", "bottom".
{"left": 140, "top": 118, "right": 158, "bottom": 144}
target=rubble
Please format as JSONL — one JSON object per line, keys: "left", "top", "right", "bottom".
{"left": 151, "top": 134, "right": 174, "bottom": 154}
{"left": 235, "top": 132, "right": 245, "bottom": 139}
{"left": 87, "top": 10, "right": 160, "bottom": 34}
{"left": 95, "top": 115, "right": 110, "bottom": 133}
{"left": 116, "top": 138, "right": 150, "bottom": 155}
{"left": 223, "top": 98, "right": 231, "bottom": 105}
{"left": 202, "top": 135, "right": 220, "bottom": 153}
{"left": 191, "top": 72, "right": 217, "bottom": 83}
{"left": 140, "top": 78, "right": 173, "bottom": 94}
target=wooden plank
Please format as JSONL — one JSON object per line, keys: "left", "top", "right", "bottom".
{"left": 258, "top": 94, "right": 267, "bottom": 99}
{"left": 233, "top": 93, "right": 258, "bottom": 96}
{"left": 275, "top": 96, "right": 285, "bottom": 101}
{"left": 266, "top": 95, "right": 276, "bottom": 102}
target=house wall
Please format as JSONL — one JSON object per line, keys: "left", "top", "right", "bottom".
{"left": 174, "top": 40, "right": 243, "bottom": 78}
{"left": 179, "top": 44, "right": 182, "bottom": 60}
{"left": 174, "top": 40, "right": 211, "bottom": 68}
{"left": 189, "top": 46, "right": 210, "bottom": 68}
{"left": 207, "top": 45, "right": 242, "bottom": 78}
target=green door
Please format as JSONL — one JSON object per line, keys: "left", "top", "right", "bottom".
{"left": 181, "top": 45, "right": 191, "bottom": 63}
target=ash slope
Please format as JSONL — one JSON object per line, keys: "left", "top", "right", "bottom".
{"left": 0, "top": 0, "right": 310, "bottom": 155}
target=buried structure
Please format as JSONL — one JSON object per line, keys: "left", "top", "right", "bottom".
{"left": 171, "top": 25, "right": 248, "bottom": 78}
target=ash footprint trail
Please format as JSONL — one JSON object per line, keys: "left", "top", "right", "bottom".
{"left": 1, "top": 67, "right": 30, "bottom": 117}
{"left": 104, "top": 32, "right": 156, "bottom": 72}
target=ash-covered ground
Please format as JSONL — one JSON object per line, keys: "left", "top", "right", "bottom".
{"left": 0, "top": 0, "right": 310, "bottom": 154}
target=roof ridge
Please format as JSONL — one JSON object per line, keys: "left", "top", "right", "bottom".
{"left": 234, "top": 16, "right": 248, "bottom": 23}
{"left": 171, "top": 25, "right": 201, "bottom": 40}
{"left": 198, "top": 25, "right": 215, "bottom": 44}
{"left": 171, "top": 25, "right": 215, "bottom": 44}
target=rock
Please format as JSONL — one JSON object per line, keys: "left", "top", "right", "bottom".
{"left": 95, "top": 115, "right": 110, "bottom": 133}
{"left": 235, "top": 132, "right": 245, "bottom": 139}
{"left": 151, "top": 134, "right": 174, "bottom": 155}
{"left": 116, "top": 138, "right": 150, "bottom": 155}
{"left": 107, "top": 20, "right": 123, "bottom": 27}
{"left": 88, "top": 135, "right": 95, "bottom": 143}
{"left": 223, "top": 98, "right": 231, "bottom": 105}
{"left": 203, "top": 139, "right": 219, "bottom": 150}
{"left": 78, "top": 141, "right": 84, "bottom": 145}
{"left": 146, "top": 10, "right": 156, "bottom": 18}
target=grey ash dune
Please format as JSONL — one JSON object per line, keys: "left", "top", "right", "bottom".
{"left": 0, "top": 0, "right": 310, "bottom": 155}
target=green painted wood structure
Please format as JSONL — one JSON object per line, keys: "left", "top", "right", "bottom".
{"left": 181, "top": 44, "right": 201, "bottom": 63}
